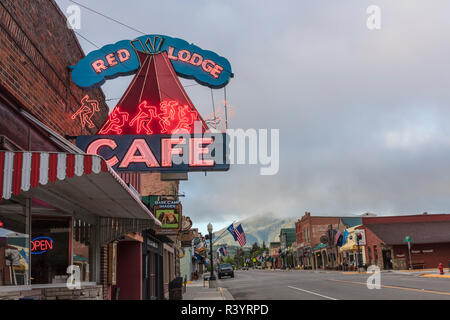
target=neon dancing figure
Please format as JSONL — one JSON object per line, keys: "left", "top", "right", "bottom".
{"left": 158, "top": 101, "right": 177, "bottom": 134}
{"left": 174, "top": 104, "right": 199, "bottom": 133}
{"left": 72, "top": 95, "right": 100, "bottom": 129}
{"left": 129, "top": 101, "right": 158, "bottom": 134}
{"left": 98, "top": 107, "right": 129, "bottom": 135}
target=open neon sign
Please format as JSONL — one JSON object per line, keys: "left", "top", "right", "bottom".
{"left": 31, "top": 237, "right": 54, "bottom": 255}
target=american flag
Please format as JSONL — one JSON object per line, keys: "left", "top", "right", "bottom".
{"left": 235, "top": 224, "right": 247, "bottom": 247}
{"left": 219, "top": 247, "right": 228, "bottom": 256}
{"left": 334, "top": 230, "right": 342, "bottom": 245}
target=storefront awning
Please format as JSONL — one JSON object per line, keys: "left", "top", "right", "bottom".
{"left": 0, "top": 151, "right": 161, "bottom": 223}
{"left": 313, "top": 243, "right": 326, "bottom": 251}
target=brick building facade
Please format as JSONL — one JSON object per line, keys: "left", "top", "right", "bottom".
{"left": 295, "top": 212, "right": 341, "bottom": 269}
{"left": 0, "top": 1, "right": 175, "bottom": 301}
{"left": 0, "top": 0, "right": 108, "bottom": 146}
{"left": 362, "top": 213, "right": 450, "bottom": 270}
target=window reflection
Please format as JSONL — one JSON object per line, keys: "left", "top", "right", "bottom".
{"left": 0, "top": 200, "right": 30, "bottom": 286}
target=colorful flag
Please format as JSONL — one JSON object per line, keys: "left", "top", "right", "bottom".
{"left": 227, "top": 224, "right": 238, "bottom": 241}
{"left": 235, "top": 224, "right": 247, "bottom": 247}
{"left": 219, "top": 247, "right": 228, "bottom": 256}
{"left": 334, "top": 230, "right": 342, "bottom": 245}
{"left": 342, "top": 229, "right": 349, "bottom": 244}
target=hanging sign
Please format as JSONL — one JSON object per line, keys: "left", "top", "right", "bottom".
{"left": 154, "top": 201, "right": 182, "bottom": 235}
{"left": 70, "top": 34, "right": 233, "bottom": 89}
{"left": 76, "top": 133, "right": 229, "bottom": 172}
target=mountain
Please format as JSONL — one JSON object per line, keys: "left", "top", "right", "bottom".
{"left": 212, "top": 215, "right": 298, "bottom": 247}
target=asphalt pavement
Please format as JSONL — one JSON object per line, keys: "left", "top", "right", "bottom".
{"left": 217, "top": 269, "right": 450, "bottom": 300}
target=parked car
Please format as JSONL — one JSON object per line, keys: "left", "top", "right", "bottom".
{"left": 218, "top": 263, "right": 234, "bottom": 279}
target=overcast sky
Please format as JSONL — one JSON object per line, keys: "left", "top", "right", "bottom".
{"left": 56, "top": 0, "right": 450, "bottom": 235}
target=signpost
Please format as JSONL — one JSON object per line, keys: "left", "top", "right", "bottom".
{"left": 404, "top": 235, "right": 413, "bottom": 270}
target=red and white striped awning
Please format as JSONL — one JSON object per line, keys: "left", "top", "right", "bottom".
{"left": 0, "top": 151, "right": 161, "bottom": 223}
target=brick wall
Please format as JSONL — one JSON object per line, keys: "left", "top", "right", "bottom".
{"left": 140, "top": 173, "right": 179, "bottom": 196}
{"left": 297, "top": 213, "right": 341, "bottom": 248}
{"left": 0, "top": 0, "right": 108, "bottom": 138}
{"left": 100, "top": 245, "right": 111, "bottom": 300}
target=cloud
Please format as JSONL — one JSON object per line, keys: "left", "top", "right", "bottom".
{"left": 56, "top": 0, "right": 450, "bottom": 228}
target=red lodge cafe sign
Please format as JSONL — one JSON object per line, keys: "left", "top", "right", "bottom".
{"left": 73, "top": 35, "right": 232, "bottom": 172}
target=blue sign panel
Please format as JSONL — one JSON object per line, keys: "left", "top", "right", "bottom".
{"left": 76, "top": 134, "right": 230, "bottom": 172}
{"left": 71, "top": 35, "right": 233, "bottom": 89}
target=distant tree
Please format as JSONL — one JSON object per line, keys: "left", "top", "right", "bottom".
{"left": 251, "top": 242, "right": 260, "bottom": 255}
{"left": 262, "top": 241, "right": 267, "bottom": 251}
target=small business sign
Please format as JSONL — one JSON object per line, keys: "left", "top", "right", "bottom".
{"left": 71, "top": 34, "right": 233, "bottom": 89}
{"left": 31, "top": 237, "right": 54, "bottom": 255}
{"left": 154, "top": 201, "right": 182, "bottom": 235}
{"left": 355, "top": 229, "right": 366, "bottom": 245}
{"left": 181, "top": 216, "right": 193, "bottom": 231}
{"left": 76, "top": 134, "right": 229, "bottom": 172}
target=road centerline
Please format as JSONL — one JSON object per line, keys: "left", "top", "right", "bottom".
{"left": 328, "top": 279, "right": 450, "bottom": 297}
{"left": 287, "top": 285, "right": 338, "bottom": 300}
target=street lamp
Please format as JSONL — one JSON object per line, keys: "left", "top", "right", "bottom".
{"left": 207, "top": 223, "right": 217, "bottom": 288}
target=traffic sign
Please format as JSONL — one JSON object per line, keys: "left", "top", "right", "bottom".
{"left": 403, "top": 235, "right": 412, "bottom": 243}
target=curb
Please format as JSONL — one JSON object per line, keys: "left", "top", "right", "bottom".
{"left": 219, "top": 287, "right": 235, "bottom": 300}
{"left": 420, "top": 274, "right": 450, "bottom": 279}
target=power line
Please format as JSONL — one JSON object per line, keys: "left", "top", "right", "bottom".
{"left": 68, "top": 0, "right": 146, "bottom": 35}
{"left": 74, "top": 30, "right": 99, "bottom": 49}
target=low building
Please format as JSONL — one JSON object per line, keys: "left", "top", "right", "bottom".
{"left": 279, "top": 228, "right": 296, "bottom": 268}
{"left": 362, "top": 213, "right": 450, "bottom": 270}
{"left": 339, "top": 225, "right": 366, "bottom": 270}
{"left": 295, "top": 212, "right": 362, "bottom": 270}
{"left": 269, "top": 242, "right": 281, "bottom": 269}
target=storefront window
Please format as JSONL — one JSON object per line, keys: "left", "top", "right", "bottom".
{"left": 0, "top": 199, "right": 30, "bottom": 286}
{"left": 73, "top": 219, "right": 92, "bottom": 282}
{"left": 31, "top": 216, "right": 71, "bottom": 284}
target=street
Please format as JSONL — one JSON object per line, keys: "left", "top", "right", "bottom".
{"left": 217, "top": 269, "right": 450, "bottom": 300}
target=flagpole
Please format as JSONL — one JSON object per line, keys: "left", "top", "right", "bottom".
{"left": 212, "top": 220, "right": 237, "bottom": 245}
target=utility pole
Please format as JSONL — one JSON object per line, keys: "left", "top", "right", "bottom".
{"left": 356, "top": 232, "right": 363, "bottom": 271}
{"left": 207, "top": 223, "right": 216, "bottom": 288}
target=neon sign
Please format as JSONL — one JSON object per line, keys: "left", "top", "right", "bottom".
{"left": 98, "top": 100, "right": 201, "bottom": 135}
{"left": 76, "top": 134, "right": 229, "bottom": 172}
{"left": 70, "top": 35, "right": 233, "bottom": 89}
{"left": 71, "top": 95, "right": 100, "bottom": 129}
{"left": 31, "top": 237, "right": 54, "bottom": 255}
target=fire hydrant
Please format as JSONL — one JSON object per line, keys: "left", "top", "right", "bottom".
{"left": 438, "top": 262, "right": 444, "bottom": 275}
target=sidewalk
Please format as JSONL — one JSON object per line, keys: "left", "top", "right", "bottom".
{"left": 182, "top": 279, "right": 234, "bottom": 300}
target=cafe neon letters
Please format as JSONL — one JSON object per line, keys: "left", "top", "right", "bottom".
{"left": 76, "top": 133, "right": 228, "bottom": 172}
